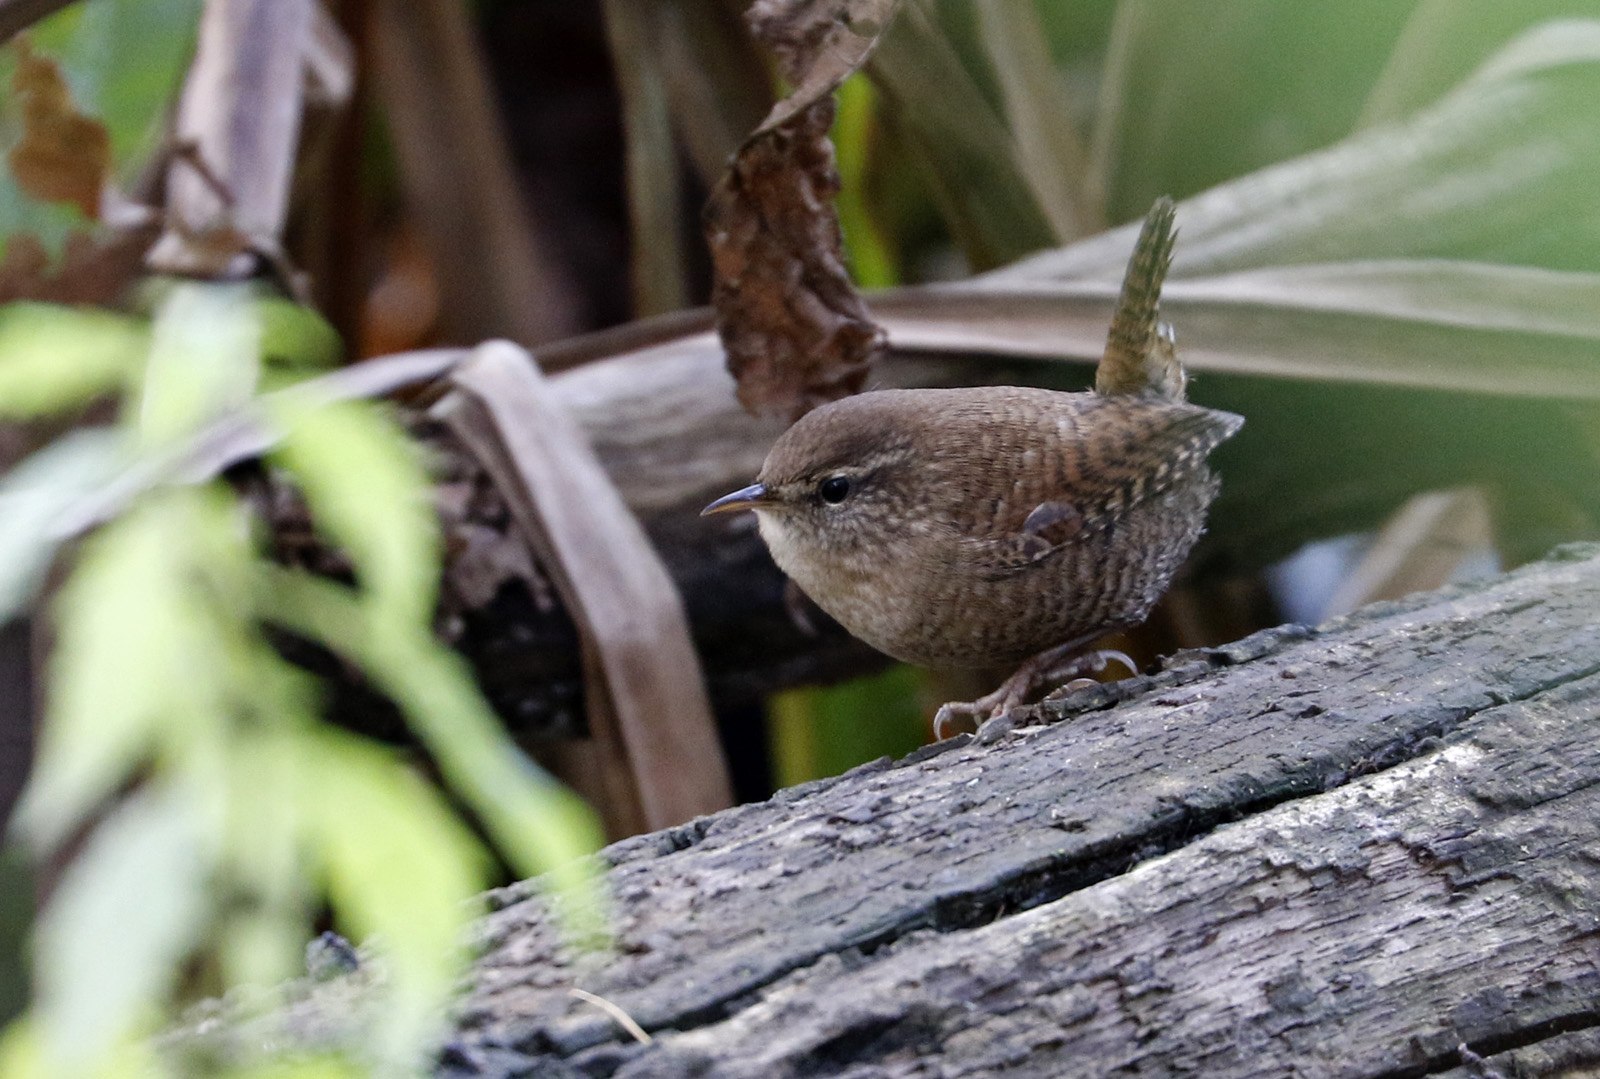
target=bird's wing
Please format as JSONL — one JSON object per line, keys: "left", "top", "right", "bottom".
{"left": 970, "top": 403, "right": 1243, "bottom": 576}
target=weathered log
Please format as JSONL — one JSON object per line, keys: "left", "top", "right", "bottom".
{"left": 191, "top": 543, "right": 1600, "bottom": 1077}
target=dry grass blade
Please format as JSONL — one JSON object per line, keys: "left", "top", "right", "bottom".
{"left": 866, "top": 1, "right": 1055, "bottom": 268}
{"left": 442, "top": 341, "right": 732, "bottom": 832}
{"left": 878, "top": 261, "right": 1600, "bottom": 401}
{"left": 518, "top": 243, "right": 1600, "bottom": 412}
{"left": 303, "top": 1, "right": 355, "bottom": 108}
{"left": 517, "top": 255, "right": 1600, "bottom": 411}
{"left": 602, "top": 0, "right": 689, "bottom": 317}
{"left": 146, "top": 0, "right": 313, "bottom": 278}
{"left": 371, "top": 0, "right": 579, "bottom": 343}
{"left": 569, "top": 988, "right": 653, "bottom": 1045}
{"left": 652, "top": 0, "right": 771, "bottom": 188}
{"left": 973, "top": 0, "right": 1096, "bottom": 241}
{"left": 1083, "top": 0, "right": 1143, "bottom": 224}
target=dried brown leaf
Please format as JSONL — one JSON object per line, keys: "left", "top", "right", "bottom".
{"left": 748, "top": 0, "right": 901, "bottom": 133}
{"left": 0, "top": 226, "right": 156, "bottom": 305}
{"left": 6, "top": 35, "right": 110, "bottom": 219}
{"left": 706, "top": 98, "right": 883, "bottom": 422}
{"left": 707, "top": 0, "right": 899, "bottom": 422}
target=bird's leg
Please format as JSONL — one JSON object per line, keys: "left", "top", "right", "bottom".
{"left": 932, "top": 646, "right": 1137, "bottom": 740}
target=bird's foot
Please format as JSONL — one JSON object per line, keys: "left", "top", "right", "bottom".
{"left": 932, "top": 688, "right": 1011, "bottom": 742}
{"left": 932, "top": 647, "right": 1138, "bottom": 741}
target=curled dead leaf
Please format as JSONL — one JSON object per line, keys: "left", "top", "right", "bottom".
{"left": 707, "top": 0, "right": 899, "bottom": 422}
{"left": 6, "top": 35, "right": 110, "bottom": 219}
{"left": 706, "top": 97, "right": 883, "bottom": 422}
{"left": 747, "top": 0, "right": 901, "bottom": 134}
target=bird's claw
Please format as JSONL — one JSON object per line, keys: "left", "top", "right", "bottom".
{"left": 932, "top": 698, "right": 996, "bottom": 741}
{"left": 931, "top": 648, "right": 1140, "bottom": 741}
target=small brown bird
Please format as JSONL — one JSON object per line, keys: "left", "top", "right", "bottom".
{"left": 704, "top": 199, "right": 1242, "bottom": 736}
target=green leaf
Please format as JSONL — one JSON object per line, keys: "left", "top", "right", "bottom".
{"left": 0, "top": 1015, "right": 169, "bottom": 1079}
{"left": 253, "top": 568, "right": 608, "bottom": 944}
{"left": 834, "top": 75, "right": 899, "bottom": 289}
{"left": 222, "top": 1058, "right": 363, "bottom": 1079}
{"left": 0, "top": 1017, "right": 39, "bottom": 1079}
{"left": 1088, "top": 0, "right": 1414, "bottom": 224}
{"left": 31, "top": 780, "right": 214, "bottom": 1073}
{"left": 0, "top": 303, "right": 147, "bottom": 419}
{"left": 366, "top": 624, "right": 610, "bottom": 944}
{"left": 256, "top": 296, "right": 343, "bottom": 380}
{"left": 1001, "top": 19, "right": 1600, "bottom": 283}
{"left": 268, "top": 400, "right": 440, "bottom": 628}
{"left": 219, "top": 718, "right": 313, "bottom": 992}
{"left": 0, "top": 428, "right": 125, "bottom": 621}
{"left": 304, "top": 727, "right": 490, "bottom": 1065}
{"left": 135, "top": 283, "right": 262, "bottom": 448}
{"left": 17, "top": 490, "right": 231, "bottom": 850}
{"left": 1355, "top": 0, "right": 1582, "bottom": 129}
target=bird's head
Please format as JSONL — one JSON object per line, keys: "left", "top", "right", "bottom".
{"left": 701, "top": 392, "right": 930, "bottom": 574}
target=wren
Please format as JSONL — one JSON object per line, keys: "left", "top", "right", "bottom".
{"left": 704, "top": 199, "right": 1242, "bottom": 735}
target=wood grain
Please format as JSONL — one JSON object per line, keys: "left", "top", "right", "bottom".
{"left": 450, "top": 543, "right": 1600, "bottom": 1076}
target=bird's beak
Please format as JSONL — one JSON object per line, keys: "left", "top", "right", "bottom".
{"left": 701, "top": 482, "right": 771, "bottom": 516}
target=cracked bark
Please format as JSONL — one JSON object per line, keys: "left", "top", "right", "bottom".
{"left": 185, "top": 544, "right": 1600, "bottom": 1077}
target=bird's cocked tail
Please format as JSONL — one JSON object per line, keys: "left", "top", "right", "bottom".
{"left": 1096, "top": 197, "right": 1185, "bottom": 402}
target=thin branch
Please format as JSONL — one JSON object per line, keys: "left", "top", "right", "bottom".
{"left": 569, "top": 989, "right": 653, "bottom": 1045}
{"left": 146, "top": 0, "right": 316, "bottom": 277}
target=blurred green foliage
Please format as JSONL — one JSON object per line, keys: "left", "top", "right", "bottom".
{"left": 0, "top": 12, "right": 604, "bottom": 1074}
{"left": 770, "top": 666, "right": 929, "bottom": 788}
{"left": 0, "top": 286, "right": 604, "bottom": 1078}
{"left": 833, "top": 75, "right": 898, "bottom": 290}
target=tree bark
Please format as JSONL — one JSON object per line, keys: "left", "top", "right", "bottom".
{"left": 195, "top": 543, "right": 1600, "bottom": 1077}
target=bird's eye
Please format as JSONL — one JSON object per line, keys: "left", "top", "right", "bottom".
{"left": 818, "top": 475, "right": 851, "bottom": 504}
